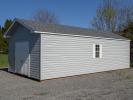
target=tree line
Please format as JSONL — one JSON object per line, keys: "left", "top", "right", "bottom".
{"left": 0, "top": 19, "right": 13, "bottom": 54}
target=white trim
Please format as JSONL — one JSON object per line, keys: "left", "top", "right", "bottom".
{"left": 40, "top": 35, "right": 42, "bottom": 80}
{"left": 34, "top": 31, "right": 49, "bottom": 34}
{"left": 93, "top": 44, "right": 96, "bottom": 58}
{"left": 100, "top": 44, "right": 102, "bottom": 58}
{"left": 33, "top": 31, "right": 130, "bottom": 41}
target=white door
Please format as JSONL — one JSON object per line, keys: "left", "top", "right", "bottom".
{"left": 15, "top": 42, "right": 30, "bottom": 76}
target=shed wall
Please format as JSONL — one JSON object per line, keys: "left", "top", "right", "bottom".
{"left": 8, "top": 25, "right": 40, "bottom": 80}
{"left": 41, "top": 34, "right": 130, "bottom": 80}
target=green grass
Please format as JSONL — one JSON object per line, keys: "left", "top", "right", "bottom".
{"left": 0, "top": 54, "right": 8, "bottom": 68}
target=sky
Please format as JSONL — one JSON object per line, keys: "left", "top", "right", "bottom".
{"left": 0, "top": 0, "right": 102, "bottom": 28}
{"left": 0, "top": 0, "right": 132, "bottom": 28}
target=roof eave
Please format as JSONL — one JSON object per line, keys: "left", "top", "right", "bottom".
{"left": 4, "top": 18, "right": 34, "bottom": 38}
{"left": 33, "top": 31, "right": 130, "bottom": 41}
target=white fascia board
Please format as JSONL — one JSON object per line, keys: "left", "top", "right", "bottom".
{"left": 33, "top": 31, "right": 130, "bottom": 41}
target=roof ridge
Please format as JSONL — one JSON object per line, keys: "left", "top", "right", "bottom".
{"left": 15, "top": 18, "right": 97, "bottom": 31}
{"left": 7, "top": 18, "right": 129, "bottom": 40}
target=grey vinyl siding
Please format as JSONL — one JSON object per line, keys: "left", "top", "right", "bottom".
{"left": 8, "top": 37, "right": 15, "bottom": 72}
{"left": 30, "top": 35, "right": 40, "bottom": 79}
{"left": 40, "top": 34, "right": 130, "bottom": 80}
{"left": 8, "top": 24, "right": 40, "bottom": 80}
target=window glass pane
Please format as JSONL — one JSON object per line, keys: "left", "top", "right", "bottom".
{"left": 96, "top": 51, "right": 99, "bottom": 58}
{"left": 96, "top": 45, "right": 99, "bottom": 48}
{"left": 95, "top": 45, "right": 100, "bottom": 51}
{"left": 95, "top": 45, "right": 100, "bottom": 58}
{"left": 96, "top": 47, "right": 99, "bottom": 51}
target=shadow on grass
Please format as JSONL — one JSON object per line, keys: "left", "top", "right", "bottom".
{"left": 0, "top": 68, "right": 8, "bottom": 72}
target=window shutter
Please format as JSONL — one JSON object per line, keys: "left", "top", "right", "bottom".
{"left": 93, "top": 44, "right": 95, "bottom": 58}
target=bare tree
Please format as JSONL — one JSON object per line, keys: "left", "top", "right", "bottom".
{"left": 118, "top": 6, "right": 133, "bottom": 31}
{"left": 33, "top": 9, "right": 58, "bottom": 24}
{"left": 92, "top": 0, "right": 133, "bottom": 32}
{"left": 92, "top": 0, "right": 119, "bottom": 32}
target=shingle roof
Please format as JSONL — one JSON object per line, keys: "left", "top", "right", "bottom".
{"left": 13, "top": 18, "right": 129, "bottom": 40}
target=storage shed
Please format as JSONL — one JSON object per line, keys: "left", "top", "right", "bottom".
{"left": 4, "top": 18, "right": 130, "bottom": 80}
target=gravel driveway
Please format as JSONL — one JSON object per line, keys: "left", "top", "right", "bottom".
{"left": 0, "top": 68, "right": 133, "bottom": 100}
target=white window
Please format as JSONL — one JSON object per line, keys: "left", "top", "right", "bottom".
{"left": 93, "top": 44, "right": 102, "bottom": 58}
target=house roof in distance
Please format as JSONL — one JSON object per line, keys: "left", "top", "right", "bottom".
{"left": 5, "top": 18, "right": 129, "bottom": 40}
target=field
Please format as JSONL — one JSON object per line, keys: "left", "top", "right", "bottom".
{"left": 0, "top": 54, "right": 8, "bottom": 67}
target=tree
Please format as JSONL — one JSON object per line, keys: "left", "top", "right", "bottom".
{"left": 0, "top": 19, "right": 13, "bottom": 54}
{"left": 92, "top": 0, "right": 133, "bottom": 32}
{"left": 92, "top": 0, "right": 118, "bottom": 32}
{"left": 0, "top": 26, "right": 3, "bottom": 53}
{"left": 32, "top": 9, "right": 58, "bottom": 24}
{"left": 118, "top": 6, "right": 133, "bottom": 31}
{"left": 0, "top": 26, "right": 6, "bottom": 54}
{"left": 2, "top": 19, "right": 13, "bottom": 34}
{"left": 120, "top": 21, "right": 133, "bottom": 67}
{"left": 119, "top": 21, "right": 133, "bottom": 40}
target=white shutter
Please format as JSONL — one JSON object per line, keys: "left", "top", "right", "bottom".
{"left": 93, "top": 44, "right": 95, "bottom": 58}
{"left": 100, "top": 44, "right": 102, "bottom": 58}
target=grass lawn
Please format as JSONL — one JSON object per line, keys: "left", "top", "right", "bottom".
{"left": 0, "top": 54, "right": 8, "bottom": 68}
